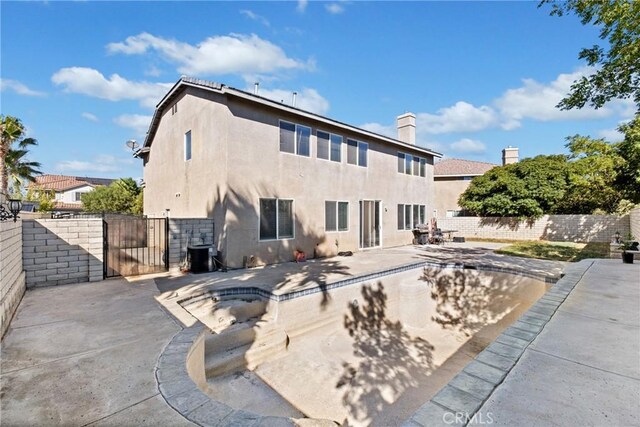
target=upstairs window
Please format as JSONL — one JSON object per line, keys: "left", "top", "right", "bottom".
{"left": 74, "top": 192, "right": 82, "bottom": 202}
{"left": 184, "top": 130, "right": 192, "bottom": 161}
{"left": 398, "top": 151, "right": 427, "bottom": 177}
{"left": 280, "top": 121, "right": 310, "bottom": 157}
{"left": 347, "top": 139, "right": 368, "bottom": 167}
{"left": 317, "top": 131, "right": 342, "bottom": 162}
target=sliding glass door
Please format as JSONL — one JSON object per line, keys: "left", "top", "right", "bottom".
{"left": 359, "top": 200, "right": 381, "bottom": 248}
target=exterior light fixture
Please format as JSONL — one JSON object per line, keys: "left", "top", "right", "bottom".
{"left": 0, "top": 198, "right": 23, "bottom": 222}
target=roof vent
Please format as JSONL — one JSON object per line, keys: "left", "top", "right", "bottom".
{"left": 254, "top": 82, "right": 259, "bottom": 95}
{"left": 292, "top": 92, "right": 298, "bottom": 107}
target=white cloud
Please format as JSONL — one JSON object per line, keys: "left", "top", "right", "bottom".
{"left": 416, "top": 102, "right": 500, "bottom": 134}
{"left": 449, "top": 138, "right": 486, "bottom": 154}
{"left": 325, "top": 3, "right": 345, "bottom": 14}
{"left": 107, "top": 32, "right": 312, "bottom": 80}
{"left": 81, "top": 112, "right": 99, "bottom": 122}
{"left": 360, "top": 122, "right": 395, "bottom": 138}
{"left": 240, "top": 9, "right": 270, "bottom": 27}
{"left": 51, "top": 67, "right": 171, "bottom": 108}
{"left": 56, "top": 154, "right": 133, "bottom": 173}
{"left": 256, "top": 87, "right": 330, "bottom": 115}
{"left": 0, "top": 79, "right": 46, "bottom": 96}
{"left": 598, "top": 126, "right": 625, "bottom": 142}
{"left": 296, "top": 0, "right": 308, "bottom": 13}
{"left": 113, "top": 114, "right": 152, "bottom": 137}
{"left": 144, "top": 65, "right": 162, "bottom": 77}
{"left": 494, "top": 67, "right": 618, "bottom": 128}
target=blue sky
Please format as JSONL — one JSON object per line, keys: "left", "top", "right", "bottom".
{"left": 1, "top": 1, "right": 634, "bottom": 180}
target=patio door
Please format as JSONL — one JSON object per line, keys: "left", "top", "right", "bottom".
{"left": 359, "top": 200, "right": 381, "bottom": 248}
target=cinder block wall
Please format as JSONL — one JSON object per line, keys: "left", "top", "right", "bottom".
{"left": 22, "top": 219, "right": 103, "bottom": 287}
{"left": 437, "top": 214, "right": 630, "bottom": 242}
{"left": 167, "top": 218, "right": 215, "bottom": 270}
{"left": 1, "top": 220, "right": 26, "bottom": 338}
{"left": 630, "top": 207, "right": 640, "bottom": 240}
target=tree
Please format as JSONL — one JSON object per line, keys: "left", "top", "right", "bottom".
{"left": 542, "top": 0, "right": 640, "bottom": 110}
{"left": 81, "top": 178, "right": 143, "bottom": 214}
{"left": 553, "top": 135, "right": 624, "bottom": 214}
{"left": 459, "top": 155, "right": 570, "bottom": 218}
{"left": 0, "top": 115, "right": 42, "bottom": 197}
{"left": 614, "top": 113, "right": 640, "bottom": 203}
{"left": 24, "top": 186, "right": 55, "bottom": 212}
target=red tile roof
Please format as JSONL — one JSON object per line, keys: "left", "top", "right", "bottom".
{"left": 53, "top": 202, "right": 84, "bottom": 211}
{"left": 434, "top": 158, "right": 497, "bottom": 177}
{"left": 30, "top": 175, "right": 114, "bottom": 192}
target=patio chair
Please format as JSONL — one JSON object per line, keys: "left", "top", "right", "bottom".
{"left": 429, "top": 228, "right": 445, "bottom": 245}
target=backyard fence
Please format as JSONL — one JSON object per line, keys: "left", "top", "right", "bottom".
{"left": 437, "top": 214, "right": 631, "bottom": 243}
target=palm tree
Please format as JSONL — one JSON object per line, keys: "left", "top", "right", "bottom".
{"left": 1, "top": 115, "right": 42, "bottom": 198}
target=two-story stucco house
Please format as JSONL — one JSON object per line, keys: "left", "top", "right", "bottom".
{"left": 434, "top": 147, "right": 519, "bottom": 218}
{"left": 30, "top": 174, "right": 114, "bottom": 212}
{"left": 139, "top": 77, "right": 441, "bottom": 268}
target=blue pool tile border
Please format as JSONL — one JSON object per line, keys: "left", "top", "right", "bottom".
{"left": 178, "top": 260, "right": 559, "bottom": 307}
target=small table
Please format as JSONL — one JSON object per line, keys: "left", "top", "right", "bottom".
{"left": 439, "top": 230, "right": 458, "bottom": 242}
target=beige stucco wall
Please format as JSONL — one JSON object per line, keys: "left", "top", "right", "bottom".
{"left": 437, "top": 214, "right": 630, "bottom": 242}
{"left": 144, "top": 88, "right": 436, "bottom": 268}
{"left": 433, "top": 177, "right": 471, "bottom": 217}
{"left": 630, "top": 207, "right": 640, "bottom": 240}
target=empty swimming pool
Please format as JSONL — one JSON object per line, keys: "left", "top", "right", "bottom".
{"left": 180, "top": 264, "right": 551, "bottom": 426}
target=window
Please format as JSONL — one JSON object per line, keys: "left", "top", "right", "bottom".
{"left": 184, "top": 130, "right": 192, "bottom": 161}
{"left": 317, "top": 131, "right": 342, "bottom": 162}
{"left": 398, "top": 153, "right": 405, "bottom": 173}
{"left": 347, "top": 139, "right": 367, "bottom": 167}
{"left": 405, "top": 154, "right": 412, "bottom": 174}
{"left": 260, "top": 198, "right": 294, "bottom": 240}
{"left": 74, "top": 192, "right": 82, "bottom": 202}
{"left": 171, "top": 103, "right": 178, "bottom": 115}
{"left": 280, "top": 121, "right": 310, "bottom": 157}
{"left": 325, "top": 201, "right": 349, "bottom": 232}
{"left": 397, "top": 204, "right": 427, "bottom": 230}
{"left": 399, "top": 151, "right": 427, "bottom": 177}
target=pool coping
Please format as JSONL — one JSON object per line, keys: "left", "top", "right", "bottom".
{"left": 403, "top": 259, "right": 593, "bottom": 427}
{"left": 156, "top": 260, "right": 574, "bottom": 427}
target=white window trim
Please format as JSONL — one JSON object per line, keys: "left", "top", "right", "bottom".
{"left": 316, "top": 129, "right": 342, "bottom": 163}
{"left": 397, "top": 203, "right": 426, "bottom": 231}
{"left": 325, "top": 200, "right": 350, "bottom": 233}
{"left": 258, "top": 198, "right": 296, "bottom": 241}
{"left": 184, "top": 130, "right": 192, "bottom": 162}
{"left": 347, "top": 138, "right": 368, "bottom": 167}
{"left": 279, "top": 120, "right": 311, "bottom": 157}
{"left": 398, "top": 151, "right": 427, "bottom": 177}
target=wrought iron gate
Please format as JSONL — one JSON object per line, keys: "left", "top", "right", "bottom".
{"left": 103, "top": 216, "right": 168, "bottom": 278}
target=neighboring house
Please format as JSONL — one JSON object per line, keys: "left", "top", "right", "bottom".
{"left": 30, "top": 175, "right": 115, "bottom": 212}
{"left": 434, "top": 147, "right": 518, "bottom": 218}
{"left": 139, "top": 77, "right": 441, "bottom": 268}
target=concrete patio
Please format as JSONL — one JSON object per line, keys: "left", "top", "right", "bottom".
{"left": 0, "top": 245, "right": 638, "bottom": 426}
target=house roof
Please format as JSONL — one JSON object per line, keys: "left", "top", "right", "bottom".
{"left": 53, "top": 202, "right": 84, "bottom": 211}
{"left": 140, "top": 77, "right": 442, "bottom": 159}
{"left": 31, "top": 175, "right": 115, "bottom": 192}
{"left": 434, "top": 158, "right": 497, "bottom": 177}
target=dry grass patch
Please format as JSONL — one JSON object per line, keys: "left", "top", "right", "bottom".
{"left": 495, "top": 241, "right": 609, "bottom": 262}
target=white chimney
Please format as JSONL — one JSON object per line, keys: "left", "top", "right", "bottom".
{"left": 502, "top": 146, "right": 519, "bottom": 165}
{"left": 397, "top": 112, "right": 416, "bottom": 144}
{"left": 292, "top": 91, "right": 298, "bottom": 107}
{"left": 254, "top": 82, "right": 259, "bottom": 95}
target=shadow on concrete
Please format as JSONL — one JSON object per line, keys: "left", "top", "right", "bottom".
{"left": 336, "top": 282, "right": 434, "bottom": 425}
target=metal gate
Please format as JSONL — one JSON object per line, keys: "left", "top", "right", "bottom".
{"left": 103, "top": 216, "right": 168, "bottom": 278}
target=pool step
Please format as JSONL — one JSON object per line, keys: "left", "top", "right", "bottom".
{"left": 204, "top": 320, "right": 288, "bottom": 377}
